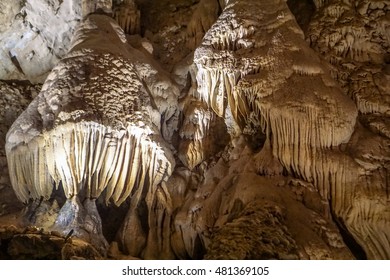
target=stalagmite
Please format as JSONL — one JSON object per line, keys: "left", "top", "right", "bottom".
{"left": 5, "top": 14, "right": 177, "bottom": 254}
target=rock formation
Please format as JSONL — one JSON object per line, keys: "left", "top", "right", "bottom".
{"left": 113, "top": 0, "right": 141, "bottom": 35}
{"left": 0, "top": 0, "right": 389, "bottom": 260}
{"left": 5, "top": 13, "right": 178, "bottom": 257}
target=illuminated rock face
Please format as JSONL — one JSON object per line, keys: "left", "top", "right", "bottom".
{"left": 307, "top": 0, "right": 390, "bottom": 260}
{"left": 192, "top": 0, "right": 359, "bottom": 198}
{"left": 0, "top": 0, "right": 84, "bottom": 83}
{"left": 1, "top": 0, "right": 390, "bottom": 260}
{"left": 175, "top": 0, "right": 389, "bottom": 260}
{"left": 5, "top": 14, "right": 178, "bottom": 256}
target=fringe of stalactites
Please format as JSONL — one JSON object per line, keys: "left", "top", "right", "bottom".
{"left": 6, "top": 121, "right": 173, "bottom": 206}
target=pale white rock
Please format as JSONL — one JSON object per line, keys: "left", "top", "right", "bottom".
{"left": 0, "top": 0, "right": 84, "bottom": 82}
{"left": 178, "top": 63, "right": 231, "bottom": 170}
{"left": 178, "top": 101, "right": 214, "bottom": 169}
{"left": 6, "top": 14, "right": 177, "bottom": 203}
{"left": 194, "top": 0, "right": 357, "bottom": 191}
{"left": 173, "top": 0, "right": 389, "bottom": 261}
{"left": 0, "top": 0, "right": 22, "bottom": 33}
{"left": 5, "top": 15, "right": 177, "bottom": 255}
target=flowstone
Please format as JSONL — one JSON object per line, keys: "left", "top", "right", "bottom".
{"left": 6, "top": 14, "right": 178, "bottom": 257}
{"left": 2, "top": 0, "right": 390, "bottom": 260}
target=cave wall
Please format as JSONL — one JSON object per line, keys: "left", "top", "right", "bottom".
{"left": 0, "top": 0, "right": 390, "bottom": 260}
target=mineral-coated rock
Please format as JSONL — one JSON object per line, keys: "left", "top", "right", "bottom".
{"left": 1, "top": 0, "right": 390, "bottom": 260}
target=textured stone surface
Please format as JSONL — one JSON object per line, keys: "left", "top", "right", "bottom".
{"left": 0, "top": 0, "right": 84, "bottom": 82}
{"left": 1, "top": 0, "right": 390, "bottom": 260}
{"left": 5, "top": 13, "right": 179, "bottom": 258}
{"left": 0, "top": 226, "right": 103, "bottom": 260}
{"left": 307, "top": 0, "right": 390, "bottom": 259}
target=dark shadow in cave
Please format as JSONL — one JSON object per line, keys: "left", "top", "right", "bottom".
{"left": 336, "top": 221, "right": 368, "bottom": 259}
{"left": 97, "top": 197, "right": 129, "bottom": 243}
{"left": 329, "top": 202, "right": 368, "bottom": 259}
{"left": 287, "top": 0, "right": 316, "bottom": 34}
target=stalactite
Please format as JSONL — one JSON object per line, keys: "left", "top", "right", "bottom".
{"left": 194, "top": 0, "right": 356, "bottom": 143}
{"left": 113, "top": 0, "right": 140, "bottom": 35}
{"left": 2, "top": 0, "right": 390, "bottom": 260}
{"left": 190, "top": 0, "right": 390, "bottom": 260}
{"left": 5, "top": 14, "right": 176, "bottom": 254}
{"left": 307, "top": 0, "right": 390, "bottom": 258}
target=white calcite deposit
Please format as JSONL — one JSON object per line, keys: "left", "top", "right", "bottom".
{"left": 0, "top": 0, "right": 85, "bottom": 83}
{"left": 175, "top": 0, "right": 390, "bottom": 260}
{"left": 1, "top": 0, "right": 390, "bottom": 260}
{"left": 5, "top": 14, "right": 179, "bottom": 255}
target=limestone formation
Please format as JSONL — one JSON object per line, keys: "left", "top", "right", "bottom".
{"left": 176, "top": 0, "right": 390, "bottom": 260}
{"left": 83, "top": 0, "right": 113, "bottom": 16}
{"left": 1, "top": 0, "right": 390, "bottom": 260}
{"left": 5, "top": 14, "right": 178, "bottom": 256}
{"left": 0, "top": 0, "right": 85, "bottom": 82}
{"left": 113, "top": 0, "right": 141, "bottom": 35}
{"left": 187, "top": 0, "right": 221, "bottom": 49}
{"left": 307, "top": 0, "right": 390, "bottom": 259}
